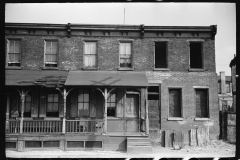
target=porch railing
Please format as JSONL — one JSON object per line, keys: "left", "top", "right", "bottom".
{"left": 66, "top": 119, "right": 103, "bottom": 134}
{"left": 6, "top": 120, "right": 20, "bottom": 134}
{"left": 22, "top": 120, "right": 62, "bottom": 133}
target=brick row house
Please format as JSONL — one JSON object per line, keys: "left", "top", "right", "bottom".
{"left": 5, "top": 23, "right": 219, "bottom": 152}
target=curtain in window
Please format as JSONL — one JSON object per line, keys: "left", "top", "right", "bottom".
{"left": 120, "top": 43, "right": 131, "bottom": 67}
{"left": 9, "top": 40, "right": 20, "bottom": 62}
{"left": 78, "top": 89, "right": 90, "bottom": 117}
{"left": 84, "top": 42, "right": 96, "bottom": 67}
{"left": 45, "top": 41, "right": 57, "bottom": 63}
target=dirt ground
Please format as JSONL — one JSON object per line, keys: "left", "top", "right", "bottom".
{"left": 6, "top": 140, "right": 235, "bottom": 158}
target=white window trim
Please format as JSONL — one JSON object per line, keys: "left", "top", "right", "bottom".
{"left": 83, "top": 41, "right": 97, "bottom": 68}
{"left": 6, "top": 39, "right": 21, "bottom": 66}
{"left": 119, "top": 41, "right": 133, "bottom": 68}
{"left": 44, "top": 40, "right": 58, "bottom": 67}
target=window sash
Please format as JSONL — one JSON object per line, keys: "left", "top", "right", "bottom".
{"left": 85, "top": 42, "right": 96, "bottom": 55}
{"left": 8, "top": 53, "right": 20, "bottom": 62}
{"left": 120, "top": 43, "right": 131, "bottom": 56}
{"left": 45, "top": 41, "right": 58, "bottom": 64}
{"left": 84, "top": 55, "right": 96, "bottom": 67}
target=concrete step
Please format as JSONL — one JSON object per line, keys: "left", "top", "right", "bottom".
{"left": 127, "top": 146, "right": 152, "bottom": 153}
{"left": 127, "top": 137, "right": 152, "bottom": 153}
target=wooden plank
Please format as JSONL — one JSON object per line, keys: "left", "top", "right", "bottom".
{"left": 164, "top": 130, "right": 174, "bottom": 147}
{"left": 190, "top": 129, "right": 197, "bottom": 146}
{"left": 116, "top": 88, "right": 124, "bottom": 118}
{"left": 173, "top": 130, "right": 184, "bottom": 148}
{"left": 197, "top": 126, "right": 209, "bottom": 147}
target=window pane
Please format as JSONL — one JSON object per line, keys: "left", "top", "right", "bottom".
{"left": 53, "top": 103, "right": 58, "bottom": 111}
{"left": 14, "top": 53, "right": 20, "bottom": 62}
{"left": 46, "top": 41, "right": 51, "bottom": 54}
{"left": 48, "top": 94, "right": 53, "bottom": 102}
{"left": 84, "top": 56, "right": 90, "bottom": 66}
{"left": 51, "top": 55, "right": 57, "bottom": 62}
{"left": 84, "top": 90, "right": 89, "bottom": 102}
{"left": 45, "top": 55, "right": 51, "bottom": 62}
{"left": 78, "top": 103, "right": 84, "bottom": 116}
{"left": 111, "top": 103, "right": 116, "bottom": 107}
{"left": 120, "top": 43, "right": 125, "bottom": 55}
{"left": 47, "top": 103, "right": 53, "bottom": 112}
{"left": 51, "top": 42, "right": 57, "bottom": 54}
{"left": 111, "top": 93, "right": 116, "bottom": 102}
{"left": 25, "top": 103, "right": 31, "bottom": 112}
{"left": 125, "top": 43, "right": 131, "bottom": 55}
{"left": 84, "top": 103, "right": 89, "bottom": 116}
{"left": 78, "top": 92, "right": 83, "bottom": 102}
{"left": 14, "top": 40, "right": 20, "bottom": 53}
{"left": 26, "top": 95, "right": 31, "bottom": 102}
{"left": 54, "top": 94, "right": 58, "bottom": 102}
{"left": 9, "top": 40, "right": 15, "bottom": 53}
{"left": 90, "top": 55, "right": 96, "bottom": 66}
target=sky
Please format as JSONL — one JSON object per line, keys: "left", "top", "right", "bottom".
{"left": 5, "top": 3, "right": 236, "bottom": 76}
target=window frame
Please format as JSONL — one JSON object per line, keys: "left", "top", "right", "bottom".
{"left": 154, "top": 41, "right": 169, "bottom": 69}
{"left": 6, "top": 38, "right": 22, "bottom": 67}
{"left": 46, "top": 90, "right": 59, "bottom": 117}
{"left": 77, "top": 88, "right": 90, "bottom": 117}
{"left": 107, "top": 90, "right": 116, "bottom": 117}
{"left": 194, "top": 88, "right": 209, "bottom": 120}
{"left": 167, "top": 87, "right": 183, "bottom": 120}
{"left": 44, "top": 39, "right": 59, "bottom": 68}
{"left": 83, "top": 41, "right": 98, "bottom": 68}
{"left": 188, "top": 40, "right": 204, "bottom": 70}
{"left": 119, "top": 40, "right": 133, "bottom": 69}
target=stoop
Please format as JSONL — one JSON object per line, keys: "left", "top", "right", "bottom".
{"left": 127, "top": 137, "right": 152, "bottom": 153}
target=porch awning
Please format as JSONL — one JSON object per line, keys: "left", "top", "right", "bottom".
{"left": 65, "top": 71, "right": 149, "bottom": 87}
{"left": 5, "top": 70, "right": 68, "bottom": 86}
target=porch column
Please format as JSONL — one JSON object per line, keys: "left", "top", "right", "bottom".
{"left": 6, "top": 94, "right": 10, "bottom": 133}
{"left": 62, "top": 88, "right": 67, "bottom": 134}
{"left": 145, "top": 87, "right": 149, "bottom": 135}
{"left": 104, "top": 88, "right": 108, "bottom": 134}
{"left": 19, "top": 90, "right": 26, "bottom": 134}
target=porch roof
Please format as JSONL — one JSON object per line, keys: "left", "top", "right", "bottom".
{"left": 65, "top": 71, "right": 149, "bottom": 87}
{"left": 5, "top": 70, "right": 68, "bottom": 86}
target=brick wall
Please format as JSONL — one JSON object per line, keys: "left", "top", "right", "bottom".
{"left": 5, "top": 36, "right": 216, "bottom": 72}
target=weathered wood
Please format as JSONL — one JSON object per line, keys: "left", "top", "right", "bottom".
{"left": 116, "top": 88, "right": 124, "bottom": 117}
{"left": 90, "top": 89, "right": 96, "bottom": 117}
{"left": 145, "top": 87, "right": 149, "bottom": 135}
{"left": 17, "top": 141, "right": 24, "bottom": 152}
{"left": 164, "top": 130, "right": 174, "bottom": 147}
{"left": 173, "top": 130, "right": 184, "bottom": 149}
{"left": 6, "top": 94, "right": 10, "bottom": 133}
{"left": 197, "top": 126, "right": 209, "bottom": 147}
{"left": 190, "top": 129, "right": 197, "bottom": 146}
{"left": 39, "top": 88, "right": 46, "bottom": 117}
{"left": 103, "top": 88, "right": 108, "bottom": 134}
{"left": 31, "top": 88, "right": 38, "bottom": 117}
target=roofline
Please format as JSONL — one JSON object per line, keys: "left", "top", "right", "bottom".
{"left": 5, "top": 22, "right": 217, "bottom": 32}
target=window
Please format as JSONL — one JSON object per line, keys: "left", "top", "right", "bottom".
{"left": 107, "top": 91, "right": 116, "bottom": 117}
{"left": 169, "top": 89, "right": 182, "bottom": 117}
{"left": 24, "top": 94, "right": 32, "bottom": 117}
{"left": 195, "top": 89, "right": 208, "bottom": 118}
{"left": 148, "top": 86, "right": 159, "bottom": 100}
{"left": 190, "top": 42, "right": 203, "bottom": 69}
{"left": 44, "top": 40, "right": 58, "bottom": 67}
{"left": 84, "top": 42, "right": 97, "bottom": 67}
{"left": 225, "top": 82, "right": 231, "bottom": 93}
{"left": 78, "top": 89, "right": 90, "bottom": 117}
{"left": 7, "top": 39, "right": 21, "bottom": 66}
{"left": 119, "top": 42, "right": 132, "bottom": 68}
{"left": 155, "top": 42, "right": 167, "bottom": 68}
{"left": 46, "top": 92, "right": 59, "bottom": 117}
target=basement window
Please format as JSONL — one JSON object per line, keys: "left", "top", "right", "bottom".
{"left": 155, "top": 42, "right": 168, "bottom": 68}
{"left": 85, "top": 141, "right": 102, "bottom": 148}
{"left": 67, "top": 141, "right": 84, "bottom": 148}
{"left": 189, "top": 42, "right": 203, "bottom": 69}
{"left": 43, "top": 141, "right": 60, "bottom": 148}
{"left": 169, "top": 89, "right": 182, "bottom": 118}
{"left": 195, "top": 89, "right": 209, "bottom": 118}
{"left": 6, "top": 142, "right": 17, "bottom": 149}
{"left": 25, "top": 141, "right": 42, "bottom": 148}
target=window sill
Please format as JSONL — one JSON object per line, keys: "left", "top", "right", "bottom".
{"left": 5, "top": 66, "right": 22, "bottom": 70}
{"left": 188, "top": 68, "right": 205, "bottom": 72}
{"left": 153, "top": 68, "right": 169, "bottom": 71}
{"left": 167, "top": 117, "right": 183, "bottom": 121}
{"left": 194, "top": 118, "right": 210, "bottom": 121}
{"left": 41, "top": 67, "right": 59, "bottom": 70}
{"left": 81, "top": 67, "right": 99, "bottom": 71}
{"left": 118, "top": 68, "right": 134, "bottom": 71}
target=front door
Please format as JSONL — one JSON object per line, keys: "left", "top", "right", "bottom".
{"left": 126, "top": 94, "right": 139, "bottom": 132}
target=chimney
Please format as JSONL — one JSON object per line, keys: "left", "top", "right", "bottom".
{"left": 220, "top": 71, "right": 226, "bottom": 94}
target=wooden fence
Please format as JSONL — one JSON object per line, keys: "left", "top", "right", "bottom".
{"left": 220, "top": 111, "right": 236, "bottom": 143}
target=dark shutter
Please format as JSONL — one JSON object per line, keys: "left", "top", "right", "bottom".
{"left": 70, "top": 91, "right": 78, "bottom": 118}
{"left": 90, "top": 89, "right": 96, "bottom": 117}
{"left": 31, "top": 88, "right": 38, "bottom": 117}
{"left": 39, "top": 88, "right": 46, "bottom": 117}
{"left": 116, "top": 88, "right": 124, "bottom": 118}
{"left": 10, "top": 92, "right": 19, "bottom": 117}
{"left": 59, "top": 93, "right": 64, "bottom": 117}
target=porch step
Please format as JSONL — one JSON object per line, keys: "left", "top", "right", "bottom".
{"left": 127, "top": 137, "right": 152, "bottom": 153}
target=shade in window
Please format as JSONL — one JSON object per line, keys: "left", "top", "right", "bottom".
{"left": 169, "top": 89, "right": 181, "bottom": 117}
{"left": 78, "top": 89, "right": 90, "bottom": 117}
{"left": 45, "top": 40, "right": 58, "bottom": 67}
{"left": 120, "top": 42, "right": 131, "bottom": 68}
{"left": 84, "top": 42, "right": 97, "bottom": 67}
{"left": 8, "top": 39, "right": 21, "bottom": 66}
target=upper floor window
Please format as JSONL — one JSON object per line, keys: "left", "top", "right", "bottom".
{"left": 7, "top": 39, "right": 21, "bottom": 67}
{"left": 84, "top": 42, "right": 97, "bottom": 67}
{"left": 190, "top": 42, "right": 203, "bottom": 69}
{"left": 44, "top": 40, "right": 58, "bottom": 67}
{"left": 119, "top": 42, "right": 132, "bottom": 68}
{"left": 155, "top": 42, "right": 168, "bottom": 68}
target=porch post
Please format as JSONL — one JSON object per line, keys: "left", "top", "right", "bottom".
{"left": 62, "top": 88, "right": 67, "bottom": 134}
{"left": 19, "top": 90, "right": 26, "bottom": 134}
{"left": 104, "top": 88, "right": 108, "bottom": 134}
{"left": 6, "top": 94, "right": 10, "bottom": 133}
{"left": 145, "top": 87, "right": 149, "bottom": 135}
